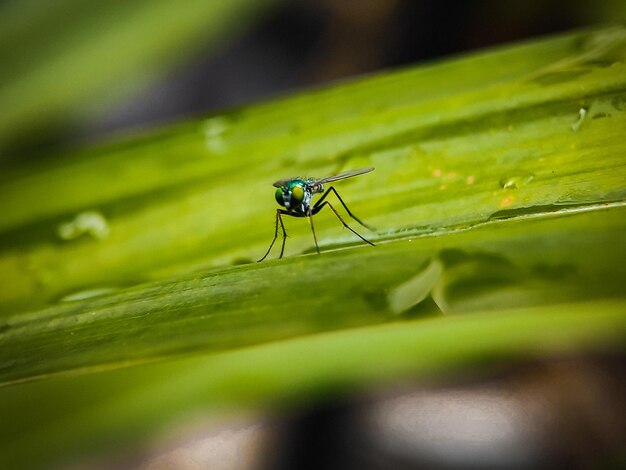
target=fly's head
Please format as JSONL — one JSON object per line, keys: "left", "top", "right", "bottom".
{"left": 274, "top": 179, "right": 312, "bottom": 213}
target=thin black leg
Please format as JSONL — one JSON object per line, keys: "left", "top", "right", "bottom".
{"left": 258, "top": 209, "right": 288, "bottom": 262}
{"left": 312, "top": 186, "right": 374, "bottom": 230}
{"left": 278, "top": 211, "right": 287, "bottom": 258}
{"left": 307, "top": 210, "right": 320, "bottom": 254}
{"left": 313, "top": 201, "right": 375, "bottom": 247}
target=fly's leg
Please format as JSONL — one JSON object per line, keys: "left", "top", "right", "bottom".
{"left": 307, "top": 210, "right": 321, "bottom": 254}
{"left": 312, "top": 201, "right": 375, "bottom": 247}
{"left": 277, "top": 211, "right": 288, "bottom": 258}
{"left": 258, "top": 209, "right": 289, "bottom": 262}
{"left": 313, "top": 186, "right": 375, "bottom": 231}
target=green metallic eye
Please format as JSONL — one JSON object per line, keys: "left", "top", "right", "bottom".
{"left": 275, "top": 188, "right": 285, "bottom": 206}
{"left": 291, "top": 185, "right": 304, "bottom": 204}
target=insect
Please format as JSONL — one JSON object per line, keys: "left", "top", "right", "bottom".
{"left": 258, "top": 167, "right": 375, "bottom": 261}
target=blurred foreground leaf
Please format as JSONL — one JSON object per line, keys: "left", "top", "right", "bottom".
{"left": 0, "top": 300, "right": 624, "bottom": 468}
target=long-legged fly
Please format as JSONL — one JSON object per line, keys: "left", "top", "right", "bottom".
{"left": 259, "top": 167, "right": 375, "bottom": 261}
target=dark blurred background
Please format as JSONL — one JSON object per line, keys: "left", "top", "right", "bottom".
{"left": 1, "top": 0, "right": 624, "bottom": 162}
{"left": 87, "top": 0, "right": 623, "bottom": 139}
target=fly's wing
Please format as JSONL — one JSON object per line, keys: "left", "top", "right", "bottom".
{"left": 272, "top": 177, "right": 293, "bottom": 188}
{"left": 314, "top": 167, "right": 374, "bottom": 184}
{"left": 272, "top": 167, "right": 374, "bottom": 187}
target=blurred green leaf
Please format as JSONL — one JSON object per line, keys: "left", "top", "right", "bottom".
{"left": 0, "top": 0, "right": 279, "bottom": 153}
{"left": 0, "top": 300, "right": 624, "bottom": 469}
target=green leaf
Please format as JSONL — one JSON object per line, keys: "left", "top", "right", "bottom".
{"left": 1, "top": 26, "right": 625, "bottom": 315}
{"left": 1, "top": 204, "right": 624, "bottom": 386}
{"left": 1, "top": 300, "right": 624, "bottom": 469}
{"left": 0, "top": 25, "right": 625, "bottom": 468}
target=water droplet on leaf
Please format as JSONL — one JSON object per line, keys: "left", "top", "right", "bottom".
{"left": 571, "top": 107, "right": 588, "bottom": 132}
{"left": 499, "top": 172, "right": 535, "bottom": 190}
{"left": 57, "top": 210, "right": 110, "bottom": 240}
{"left": 59, "top": 287, "right": 119, "bottom": 302}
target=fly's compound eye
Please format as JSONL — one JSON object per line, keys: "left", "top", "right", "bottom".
{"left": 275, "top": 188, "right": 285, "bottom": 206}
{"left": 291, "top": 185, "right": 304, "bottom": 205}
